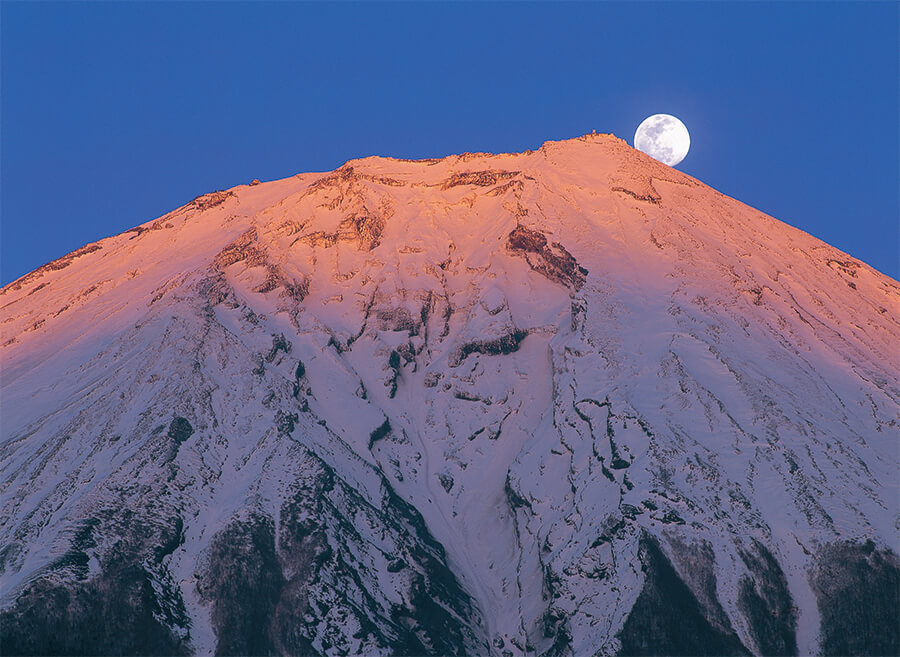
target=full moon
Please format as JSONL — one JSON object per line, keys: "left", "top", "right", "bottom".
{"left": 634, "top": 114, "right": 690, "bottom": 166}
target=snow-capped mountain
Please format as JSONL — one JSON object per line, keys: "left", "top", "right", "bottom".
{"left": 1, "top": 133, "right": 897, "bottom": 656}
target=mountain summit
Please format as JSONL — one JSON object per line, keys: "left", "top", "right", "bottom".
{"left": 2, "top": 134, "right": 898, "bottom": 656}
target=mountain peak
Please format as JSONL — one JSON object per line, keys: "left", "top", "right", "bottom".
{"left": 332, "top": 132, "right": 655, "bottom": 181}
{"left": 2, "top": 135, "right": 898, "bottom": 656}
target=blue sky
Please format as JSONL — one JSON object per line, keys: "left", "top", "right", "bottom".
{"left": 2, "top": 1, "right": 898, "bottom": 283}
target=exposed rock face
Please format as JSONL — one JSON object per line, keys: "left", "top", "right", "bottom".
{"left": 450, "top": 329, "right": 529, "bottom": 367}
{"left": 190, "top": 190, "right": 235, "bottom": 212}
{"left": 506, "top": 226, "right": 587, "bottom": 290}
{"left": 1, "top": 134, "right": 898, "bottom": 656}
{"left": 441, "top": 169, "right": 520, "bottom": 189}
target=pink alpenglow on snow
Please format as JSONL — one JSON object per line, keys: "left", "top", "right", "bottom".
{"left": 1, "top": 134, "right": 898, "bottom": 657}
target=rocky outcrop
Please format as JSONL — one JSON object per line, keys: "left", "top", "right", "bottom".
{"left": 506, "top": 226, "right": 587, "bottom": 290}
{"left": 213, "top": 229, "right": 309, "bottom": 303}
{"left": 188, "top": 190, "right": 235, "bottom": 212}
{"left": 441, "top": 170, "right": 520, "bottom": 189}
{"left": 299, "top": 212, "right": 388, "bottom": 252}
{"left": 214, "top": 228, "right": 266, "bottom": 270}
{"left": 449, "top": 329, "right": 528, "bottom": 367}
{"left": 611, "top": 184, "right": 662, "bottom": 205}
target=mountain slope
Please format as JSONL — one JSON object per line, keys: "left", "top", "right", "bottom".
{"left": 2, "top": 134, "right": 898, "bottom": 656}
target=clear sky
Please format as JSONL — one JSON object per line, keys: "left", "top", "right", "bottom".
{"left": 2, "top": 2, "right": 898, "bottom": 284}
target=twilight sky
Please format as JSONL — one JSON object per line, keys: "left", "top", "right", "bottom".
{"left": 2, "top": 2, "right": 898, "bottom": 284}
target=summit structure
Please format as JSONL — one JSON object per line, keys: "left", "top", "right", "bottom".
{"left": 1, "top": 134, "right": 898, "bottom": 656}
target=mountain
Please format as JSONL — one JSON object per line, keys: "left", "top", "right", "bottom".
{"left": 1, "top": 134, "right": 898, "bottom": 657}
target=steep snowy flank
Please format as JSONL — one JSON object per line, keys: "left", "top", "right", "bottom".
{"left": 1, "top": 134, "right": 898, "bottom": 656}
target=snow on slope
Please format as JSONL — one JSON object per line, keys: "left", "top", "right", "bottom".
{"left": 1, "top": 133, "right": 898, "bottom": 656}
